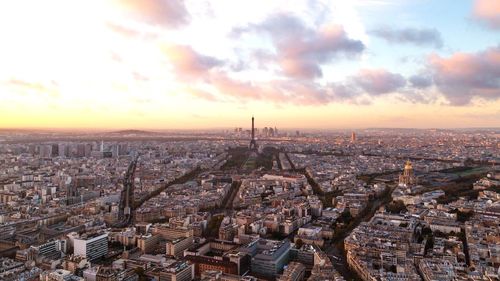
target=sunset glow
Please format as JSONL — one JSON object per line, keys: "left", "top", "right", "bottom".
{"left": 1, "top": 0, "right": 499, "bottom": 129}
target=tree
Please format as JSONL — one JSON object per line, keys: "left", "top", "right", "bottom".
{"left": 422, "top": 227, "right": 432, "bottom": 236}
{"left": 464, "top": 157, "right": 475, "bottom": 167}
{"left": 339, "top": 209, "right": 352, "bottom": 224}
{"left": 386, "top": 200, "right": 407, "bottom": 214}
{"left": 206, "top": 215, "right": 224, "bottom": 238}
{"left": 456, "top": 210, "right": 474, "bottom": 222}
{"left": 295, "top": 238, "right": 304, "bottom": 248}
{"left": 134, "top": 267, "right": 148, "bottom": 281}
{"left": 424, "top": 235, "right": 435, "bottom": 255}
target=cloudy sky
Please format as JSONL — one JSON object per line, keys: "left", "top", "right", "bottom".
{"left": 0, "top": 0, "right": 499, "bottom": 129}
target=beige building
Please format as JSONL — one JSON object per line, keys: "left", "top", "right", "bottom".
{"left": 137, "top": 234, "right": 160, "bottom": 254}
{"left": 166, "top": 236, "right": 194, "bottom": 257}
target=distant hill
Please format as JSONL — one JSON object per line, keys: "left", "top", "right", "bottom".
{"left": 108, "top": 129, "right": 160, "bottom": 135}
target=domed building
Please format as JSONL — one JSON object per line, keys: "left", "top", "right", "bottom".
{"left": 399, "top": 160, "right": 417, "bottom": 187}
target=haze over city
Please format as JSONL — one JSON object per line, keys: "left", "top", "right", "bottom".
{"left": 0, "top": 0, "right": 499, "bottom": 129}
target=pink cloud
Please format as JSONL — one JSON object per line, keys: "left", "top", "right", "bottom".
{"left": 185, "top": 87, "right": 218, "bottom": 102}
{"left": 106, "top": 22, "right": 158, "bottom": 40}
{"left": 277, "top": 24, "right": 364, "bottom": 79}
{"left": 160, "top": 43, "right": 405, "bottom": 106}
{"left": 473, "top": 0, "right": 500, "bottom": 29}
{"left": 204, "top": 72, "right": 371, "bottom": 105}
{"left": 354, "top": 69, "right": 406, "bottom": 95}
{"left": 278, "top": 58, "right": 322, "bottom": 80}
{"left": 161, "top": 44, "right": 222, "bottom": 79}
{"left": 115, "top": 0, "right": 189, "bottom": 28}
{"left": 428, "top": 46, "right": 500, "bottom": 105}
{"left": 233, "top": 14, "right": 364, "bottom": 79}
{"left": 209, "top": 72, "right": 263, "bottom": 100}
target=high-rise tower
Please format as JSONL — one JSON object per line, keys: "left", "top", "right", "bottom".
{"left": 249, "top": 116, "right": 258, "bottom": 151}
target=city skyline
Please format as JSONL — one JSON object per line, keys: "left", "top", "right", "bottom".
{"left": 1, "top": 0, "right": 499, "bottom": 129}
{"left": 1, "top": 125, "right": 499, "bottom": 281}
{"left": 0, "top": 0, "right": 499, "bottom": 276}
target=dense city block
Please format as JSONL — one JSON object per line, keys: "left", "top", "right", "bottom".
{"left": 0, "top": 127, "right": 499, "bottom": 281}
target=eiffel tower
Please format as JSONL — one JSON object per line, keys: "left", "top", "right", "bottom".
{"left": 249, "top": 115, "right": 258, "bottom": 151}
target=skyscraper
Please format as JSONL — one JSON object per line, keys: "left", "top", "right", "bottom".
{"left": 351, "top": 132, "right": 356, "bottom": 143}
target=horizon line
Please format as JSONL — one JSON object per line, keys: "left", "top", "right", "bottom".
{"left": 1, "top": 126, "right": 500, "bottom": 132}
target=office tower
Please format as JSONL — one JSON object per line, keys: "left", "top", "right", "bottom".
{"left": 66, "top": 184, "right": 79, "bottom": 205}
{"left": 40, "top": 144, "right": 52, "bottom": 158}
{"left": 51, "top": 144, "right": 59, "bottom": 157}
{"left": 112, "top": 145, "right": 120, "bottom": 158}
{"left": 118, "top": 143, "right": 128, "bottom": 156}
{"left": 86, "top": 144, "right": 93, "bottom": 157}
{"left": 351, "top": 132, "right": 356, "bottom": 142}
{"left": 76, "top": 144, "right": 85, "bottom": 158}
{"left": 58, "top": 143, "right": 69, "bottom": 157}
{"left": 269, "top": 127, "right": 274, "bottom": 137}
{"left": 73, "top": 233, "right": 108, "bottom": 261}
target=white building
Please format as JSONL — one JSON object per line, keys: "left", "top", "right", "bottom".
{"left": 73, "top": 233, "right": 108, "bottom": 261}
